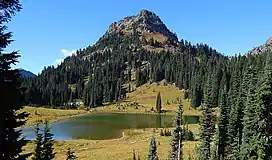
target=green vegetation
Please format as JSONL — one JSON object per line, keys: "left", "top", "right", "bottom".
{"left": 147, "top": 136, "right": 158, "bottom": 160}
{"left": 197, "top": 75, "right": 215, "bottom": 160}
{"left": 155, "top": 92, "right": 162, "bottom": 113}
{"left": 0, "top": 0, "right": 29, "bottom": 159}
{"left": 32, "top": 121, "right": 55, "bottom": 160}
{"left": 169, "top": 103, "right": 183, "bottom": 159}
{"left": 2, "top": 1, "right": 272, "bottom": 159}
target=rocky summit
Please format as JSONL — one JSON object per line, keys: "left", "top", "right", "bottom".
{"left": 247, "top": 36, "right": 272, "bottom": 55}
{"left": 106, "top": 9, "right": 178, "bottom": 41}
{"left": 102, "top": 9, "right": 180, "bottom": 53}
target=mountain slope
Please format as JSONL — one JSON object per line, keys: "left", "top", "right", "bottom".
{"left": 22, "top": 9, "right": 228, "bottom": 109}
{"left": 247, "top": 37, "right": 272, "bottom": 55}
{"left": 101, "top": 9, "right": 180, "bottom": 53}
{"left": 18, "top": 68, "right": 36, "bottom": 78}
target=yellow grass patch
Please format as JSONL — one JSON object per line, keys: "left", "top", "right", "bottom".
{"left": 19, "top": 107, "right": 87, "bottom": 126}
{"left": 141, "top": 32, "right": 168, "bottom": 43}
{"left": 23, "top": 127, "right": 199, "bottom": 160}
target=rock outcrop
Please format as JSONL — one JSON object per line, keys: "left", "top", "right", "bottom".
{"left": 105, "top": 9, "right": 178, "bottom": 42}
{"left": 247, "top": 37, "right": 272, "bottom": 55}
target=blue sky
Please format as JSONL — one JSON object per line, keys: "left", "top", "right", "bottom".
{"left": 6, "top": 0, "right": 272, "bottom": 74}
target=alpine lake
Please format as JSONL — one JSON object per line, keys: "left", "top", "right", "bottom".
{"left": 21, "top": 113, "right": 200, "bottom": 140}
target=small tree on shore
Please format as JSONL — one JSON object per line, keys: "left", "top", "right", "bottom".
{"left": 156, "top": 92, "right": 162, "bottom": 113}
{"left": 32, "top": 121, "right": 55, "bottom": 160}
{"left": 33, "top": 123, "right": 43, "bottom": 160}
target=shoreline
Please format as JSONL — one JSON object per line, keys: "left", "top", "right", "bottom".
{"left": 19, "top": 107, "right": 200, "bottom": 129}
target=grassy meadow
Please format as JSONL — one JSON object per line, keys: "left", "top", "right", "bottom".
{"left": 23, "top": 126, "right": 200, "bottom": 160}
{"left": 19, "top": 107, "right": 87, "bottom": 126}
{"left": 21, "top": 83, "right": 204, "bottom": 159}
{"left": 93, "top": 82, "right": 201, "bottom": 116}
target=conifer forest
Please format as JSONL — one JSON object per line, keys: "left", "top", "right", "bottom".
{"left": 1, "top": 0, "right": 272, "bottom": 159}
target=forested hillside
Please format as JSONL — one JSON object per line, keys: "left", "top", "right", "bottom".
{"left": 19, "top": 9, "right": 272, "bottom": 159}
{"left": 21, "top": 10, "right": 266, "bottom": 112}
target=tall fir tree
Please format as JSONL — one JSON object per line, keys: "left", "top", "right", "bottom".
{"left": 240, "top": 65, "right": 259, "bottom": 159}
{"left": 215, "top": 85, "right": 229, "bottom": 160}
{"left": 227, "top": 65, "right": 242, "bottom": 158}
{"left": 0, "top": 0, "right": 29, "bottom": 159}
{"left": 254, "top": 51, "right": 272, "bottom": 159}
{"left": 169, "top": 102, "right": 183, "bottom": 160}
{"left": 156, "top": 92, "right": 162, "bottom": 113}
{"left": 148, "top": 136, "right": 158, "bottom": 160}
{"left": 197, "top": 74, "right": 215, "bottom": 160}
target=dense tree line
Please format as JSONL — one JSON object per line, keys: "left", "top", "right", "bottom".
{"left": 196, "top": 51, "right": 272, "bottom": 160}
{"left": 22, "top": 30, "right": 228, "bottom": 109}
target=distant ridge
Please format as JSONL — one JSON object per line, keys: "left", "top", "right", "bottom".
{"left": 18, "top": 68, "right": 36, "bottom": 78}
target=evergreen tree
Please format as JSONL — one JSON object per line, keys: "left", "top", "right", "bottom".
{"left": 227, "top": 65, "right": 242, "bottom": 158}
{"left": 215, "top": 85, "right": 229, "bottom": 160}
{"left": 169, "top": 102, "right": 183, "bottom": 160}
{"left": 148, "top": 136, "right": 158, "bottom": 160}
{"left": 66, "top": 147, "right": 77, "bottom": 160}
{"left": 198, "top": 74, "right": 215, "bottom": 160}
{"left": 156, "top": 92, "right": 162, "bottom": 113}
{"left": 0, "top": 0, "right": 29, "bottom": 159}
{"left": 239, "top": 66, "right": 259, "bottom": 160}
{"left": 254, "top": 51, "right": 272, "bottom": 159}
{"left": 33, "top": 123, "right": 44, "bottom": 160}
{"left": 42, "top": 121, "right": 55, "bottom": 160}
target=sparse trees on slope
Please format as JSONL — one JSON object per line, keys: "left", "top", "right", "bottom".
{"left": 148, "top": 136, "right": 158, "bottom": 160}
{"left": 169, "top": 102, "right": 183, "bottom": 160}
{"left": 0, "top": 0, "right": 29, "bottom": 159}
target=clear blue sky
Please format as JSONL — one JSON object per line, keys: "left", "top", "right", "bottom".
{"left": 6, "top": 0, "right": 272, "bottom": 74}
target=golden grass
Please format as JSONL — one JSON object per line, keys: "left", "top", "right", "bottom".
{"left": 127, "top": 83, "right": 200, "bottom": 116}
{"left": 23, "top": 126, "right": 200, "bottom": 160}
{"left": 141, "top": 32, "right": 168, "bottom": 43}
{"left": 79, "top": 82, "right": 201, "bottom": 116}
{"left": 19, "top": 107, "right": 87, "bottom": 126}
{"left": 21, "top": 83, "right": 207, "bottom": 159}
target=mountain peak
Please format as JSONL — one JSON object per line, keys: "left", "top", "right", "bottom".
{"left": 139, "top": 9, "right": 155, "bottom": 16}
{"left": 105, "top": 9, "right": 178, "bottom": 42}
{"left": 265, "top": 37, "right": 272, "bottom": 45}
{"left": 247, "top": 36, "right": 272, "bottom": 55}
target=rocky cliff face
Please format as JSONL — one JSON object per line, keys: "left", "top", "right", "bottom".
{"left": 105, "top": 9, "right": 178, "bottom": 42}
{"left": 100, "top": 9, "right": 181, "bottom": 53}
{"left": 247, "top": 37, "right": 272, "bottom": 55}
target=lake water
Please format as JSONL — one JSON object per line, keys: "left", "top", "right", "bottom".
{"left": 21, "top": 113, "right": 199, "bottom": 140}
